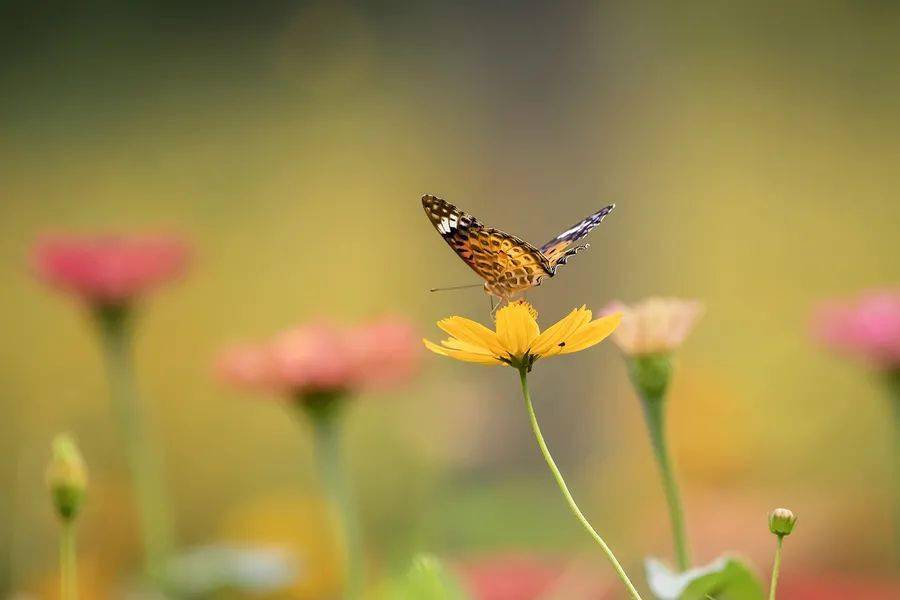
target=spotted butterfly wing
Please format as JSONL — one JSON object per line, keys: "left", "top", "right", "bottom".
{"left": 421, "top": 195, "right": 552, "bottom": 299}
{"left": 540, "top": 204, "right": 616, "bottom": 269}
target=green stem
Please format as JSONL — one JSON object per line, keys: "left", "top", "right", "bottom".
{"left": 94, "top": 306, "right": 173, "bottom": 579}
{"left": 768, "top": 534, "right": 783, "bottom": 600}
{"left": 302, "top": 394, "right": 363, "bottom": 600}
{"left": 517, "top": 368, "right": 643, "bottom": 600}
{"left": 60, "top": 521, "right": 77, "bottom": 600}
{"left": 886, "top": 370, "right": 900, "bottom": 560}
{"left": 640, "top": 393, "right": 691, "bottom": 571}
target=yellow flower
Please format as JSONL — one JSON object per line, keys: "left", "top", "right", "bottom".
{"left": 423, "top": 300, "right": 622, "bottom": 370}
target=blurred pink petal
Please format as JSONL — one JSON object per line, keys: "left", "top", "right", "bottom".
{"left": 781, "top": 573, "right": 900, "bottom": 600}
{"left": 349, "top": 316, "right": 421, "bottom": 391}
{"left": 31, "top": 233, "right": 190, "bottom": 306}
{"left": 812, "top": 289, "right": 900, "bottom": 368}
{"left": 457, "top": 554, "right": 613, "bottom": 600}
{"left": 603, "top": 297, "right": 703, "bottom": 356}
{"left": 216, "top": 344, "right": 274, "bottom": 391}
{"left": 217, "top": 316, "right": 420, "bottom": 397}
{"left": 269, "top": 323, "right": 357, "bottom": 393}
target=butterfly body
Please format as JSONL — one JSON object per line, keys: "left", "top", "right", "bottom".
{"left": 422, "top": 195, "right": 614, "bottom": 302}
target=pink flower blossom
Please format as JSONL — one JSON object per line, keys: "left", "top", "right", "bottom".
{"left": 457, "top": 554, "right": 614, "bottom": 600}
{"left": 32, "top": 234, "right": 190, "bottom": 306}
{"left": 349, "top": 317, "right": 420, "bottom": 390}
{"left": 604, "top": 297, "right": 703, "bottom": 356}
{"left": 812, "top": 289, "right": 900, "bottom": 369}
{"left": 216, "top": 316, "right": 420, "bottom": 397}
{"left": 780, "top": 573, "right": 900, "bottom": 600}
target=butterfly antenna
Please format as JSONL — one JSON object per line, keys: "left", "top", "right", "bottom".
{"left": 428, "top": 283, "right": 483, "bottom": 293}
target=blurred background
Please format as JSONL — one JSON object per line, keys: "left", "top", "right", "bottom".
{"left": 2, "top": 0, "right": 899, "bottom": 597}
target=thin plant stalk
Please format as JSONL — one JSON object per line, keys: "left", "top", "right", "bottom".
{"left": 518, "top": 368, "right": 643, "bottom": 600}
{"left": 95, "top": 306, "right": 174, "bottom": 578}
{"left": 302, "top": 394, "right": 363, "bottom": 600}
{"left": 60, "top": 521, "right": 77, "bottom": 600}
{"left": 639, "top": 393, "right": 691, "bottom": 571}
{"left": 768, "top": 534, "right": 784, "bottom": 600}
{"left": 887, "top": 370, "right": 900, "bottom": 558}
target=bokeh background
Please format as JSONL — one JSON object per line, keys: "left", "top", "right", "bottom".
{"left": 2, "top": 0, "right": 899, "bottom": 597}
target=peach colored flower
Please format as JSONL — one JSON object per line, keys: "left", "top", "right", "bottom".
{"left": 31, "top": 234, "right": 190, "bottom": 306}
{"left": 604, "top": 297, "right": 703, "bottom": 356}
{"left": 812, "top": 289, "right": 900, "bottom": 369}
{"left": 216, "top": 317, "right": 420, "bottom": 397}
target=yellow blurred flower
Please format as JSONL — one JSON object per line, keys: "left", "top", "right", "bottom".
{"left": 219, "top": 493, "right": 343, "bottom": 599}
{"left": 423, "top": 300, "right": 621, "bottom": 370}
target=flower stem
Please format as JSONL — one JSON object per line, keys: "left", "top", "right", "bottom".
{"left": 639, "top": 392, "right": 691, "bottom": 571}
{"left": 887, "top": 370, "right": 900, "bottom": 560}
{"left": 94, "top": 306, "right": 173, "bottom": 579}
{"left": 768, "top": 534, "right": 783, "bottom": 600}
{"left": 302, "top": 393, "right": 363, "bottom": 600}
{"left": 517, "top": 368, "right": 643, "bottom": 600}
{"left": 60, "top": 521, "right": 77, "bottom": 600}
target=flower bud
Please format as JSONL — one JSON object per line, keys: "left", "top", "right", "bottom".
{"left": 768, "top": 508, "right": 796, "bottom": 536}
{"left": 627, "top": 354, "right": 673, "bottom": 400}
{"left": 46, "top": 434, "right": 88, "bottom": 521}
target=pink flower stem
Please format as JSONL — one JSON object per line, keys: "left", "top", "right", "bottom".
{"left": 299, "top": 392, "right": 363, "bottom": 599}
{"left": 887, "top": 370, "right": 900, "bottom": 561}
{"left": 94, "top": 306, "right": 174, "bottom": 580}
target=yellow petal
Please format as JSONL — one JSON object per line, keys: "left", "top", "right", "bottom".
{"left": 531, "top": 306, "right": 592, "bottom": 356}
{"left": 437, "top": 316, "right": 505, "bottom": 355}
{"left": 559, "top": 312, "right": 622, "bottom": 354}
{"left": 423, "top": 339, "right": 502, "bottom": 365}
{"left": 495, "top": 301, "right": 540, "bottom": 358}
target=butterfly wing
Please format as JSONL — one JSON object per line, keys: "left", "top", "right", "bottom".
{"left": 422, "top": 195, "right": 551, "bottom": 296}
{"left": 539, "top": 204, "right": 615, "bottom": 269}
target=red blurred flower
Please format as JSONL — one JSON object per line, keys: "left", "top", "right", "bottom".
{"left": 780, "top": 573, "right": 900, "bottom": 600}
{"left": 812, "top": 289, "right": 900, "bottom": 369}
{"left": 216, "top": 317, "right": 420, "bottom": 397}
{"left": 32, "top": 234, "right": 190, "bottom": 306}
{"left": 457, "top": 554, "right": 613, "bottom": 600}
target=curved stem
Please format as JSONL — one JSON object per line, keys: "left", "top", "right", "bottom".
{"left": 94, "top": 306, "right": 173, "bottom": 579}
{"left": 640, "top": 394, "right": 691, "bottom": 571}
{"left": 518, "top": 368, "right": 643, "bottom": 600}
{"left": 304, "top": 394, "right": 363, "bottom": 600}
{"left": 60, "top": 521, "right": 77, "bottom": 600}
{"left": 768, "top": 535, "right": 783, "bottom": 600}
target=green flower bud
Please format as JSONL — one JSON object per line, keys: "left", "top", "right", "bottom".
{"left": 627, "top": 354, "right": 673, "bottom": 400}
{"left": 46, "top": 434, "right": 88, "bottom": 522}
{"left": 768, "top": 508, "right": 796, "bottom": 536}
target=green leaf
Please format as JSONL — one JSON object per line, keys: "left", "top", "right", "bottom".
{"left": 385, "top": 554, "right": 471, "bottom": 600}
{"left": 646, "top": 555, "right": 765, "bottom": 600}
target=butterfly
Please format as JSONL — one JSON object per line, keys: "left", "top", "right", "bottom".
{"left": 422, "top": 194, "right": 615, "bottom": 304}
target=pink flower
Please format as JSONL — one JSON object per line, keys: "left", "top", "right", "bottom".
{"left": 269, "top": 323, "right": 359, "bottom": 393}
{"left": 349, "top": 317, "right": 420, "bottom": 391}
{"left": 780, "top": 573, "right": 900, "bottom": 600}
{"left": 32, "top": 234, "right": 190, "bottom": 306}
{"left": 812, "top": 290, "right": 900, "bottom": 369}
{"left": 216, "top": 316, "right": 420, "bottom": 397}
{"left": 215, "top": 343, "right": 274, "bottom": 391}
{"left": 457, "top": 554, "right": 614, "bottom": 600}
{"left": 604, "top": 297, "right": 704, "bottom": 356}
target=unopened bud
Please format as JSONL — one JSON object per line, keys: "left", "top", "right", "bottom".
{"left": 768, "top": 508, "right": 796, "bottom": 536}
{"left": 46, "top": 434, "right": 88, "bottom": 521}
